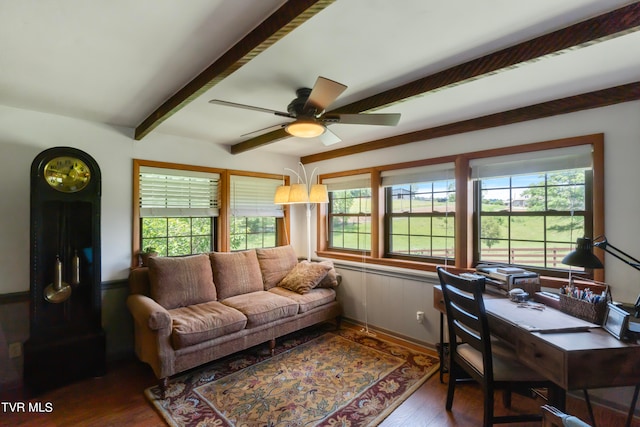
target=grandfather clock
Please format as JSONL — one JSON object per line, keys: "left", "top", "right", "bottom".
{"left": 24, "top": 147, "right": 105, "bottom": 395}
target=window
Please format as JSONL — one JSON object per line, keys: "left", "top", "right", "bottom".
{"left": 229, "top": 175, "right": 284, "bottom": 251}
{"left": 472, "top": 145, "right": 593, "bottom": 274}
{"left": 325, "top": 174, "right": 371, "bottom": 252}
{"left": 316, "top": 135, "right": 603, "bottom": 284}
{"left": 382, "top": 164, "right": 455, "bottom": 261}
{"left": 139, "top": 166, "right": 220, "bottom": 256}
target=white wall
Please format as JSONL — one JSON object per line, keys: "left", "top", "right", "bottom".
{"left": 0, "top": 105, "right": 301, "bottom": 293}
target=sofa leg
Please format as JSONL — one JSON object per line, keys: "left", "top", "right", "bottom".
{"left": 335, "top": 315, "right": 342, "bottom": 330}
{"left": 269, "top": 338, "right": 276, "bottom": 356}
{"left": 159, "top": 377, "right": 168, "bottom": 399}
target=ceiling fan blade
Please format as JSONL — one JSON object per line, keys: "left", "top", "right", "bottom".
{"left": 325, "top": 113, "right": 401, "bottom": 126}
{"left": 209, "top": 99, "right": 291, "bottom": 117}
{"left": 318, "top": 127, "right": 341, "bottom": 146}
{"left": 240, "top": 122, "right": 288, "bottom": 137}
{"left": 305, "top": 77, "right": 347, "bottom": 111}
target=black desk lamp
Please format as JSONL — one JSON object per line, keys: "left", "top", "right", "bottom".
{"left": 593, "top": 236, "right": 640, "bottom": 272}
{"left": 594, "top": 236, "right": 640, "bottom": 317}
{"left": 565, "top": 236, "right": 640, "bottom": 316}
{"left": 562, "top": 237, "right": 604, "bottom": 270}
{"left": 562, "top": 237, "right": 604, "bottom": 298}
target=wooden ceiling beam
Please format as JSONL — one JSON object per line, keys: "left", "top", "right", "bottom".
{"left": 232, "top": 2, "right": 640, "bottom": 154}
{"left": 329, "top": 2, "right": 640, "bottom": 114}
{"left": 300, "top": 81, "right": 640, "bottom": 164}
{"left": 134, "top": 0, "right": 334, "bottom": 140}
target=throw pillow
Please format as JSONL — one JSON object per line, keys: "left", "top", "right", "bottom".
{"left": 256, "top": 245, "right": 298, "bottom": 289}
{"left": 210, "top": 250, "right": 263, "bottom": 300}
{"left": 316, "top": 260, "right": 339, "bottom": 288}
{"left": 279, "top": 261, "right": 330, "bottom": 294}
{"left": 148, "top": 254, "right": 217, "bottom": 309}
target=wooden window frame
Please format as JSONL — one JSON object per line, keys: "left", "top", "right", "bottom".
{"left": 317, "top": 134, "right": 605, "bottom": 289}
{"left": 132, "top": 160, "right": 289, "bottom": 268}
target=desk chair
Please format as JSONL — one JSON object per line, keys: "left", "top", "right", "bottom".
{"left": 437, "top": 267, "right": 553, "bottom": 426}
{"left": 541, "top": 404, "right": 591, "bottom": 427}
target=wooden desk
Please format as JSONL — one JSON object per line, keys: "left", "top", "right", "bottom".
{"left": 434, "top": 285, "right": 640, "bottom": 423}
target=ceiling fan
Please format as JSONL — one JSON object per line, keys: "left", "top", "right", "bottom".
{"left": 209, "top": 76, "right": 401, "bottom": 146}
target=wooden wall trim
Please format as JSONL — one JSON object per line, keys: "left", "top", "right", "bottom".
{"left": 592, "top": 135, "right": 605, "bottom": 283}
{"left": 0, "top": 279, "right": 128, "bottom": 303}
{"left": 0, "top": 291, "right": 29, "bottom": 304}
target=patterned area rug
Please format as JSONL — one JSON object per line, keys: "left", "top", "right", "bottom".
{"left": 145, "top": 326, "right": 439, "bottom": 426}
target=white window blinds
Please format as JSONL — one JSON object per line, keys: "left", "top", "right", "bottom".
{"left": 470, "top": 145, "right": 593, "bottom": 180}
{"left": 323, "top": 173, "right": 371, "bottom": 191}
{"left": 230, "top": 175, "right": 284, "bottom": 218}
{"left": 139, "top": 166, "right": 220, "bottom": 217}
{"left": 381, "top": 163, "right": 455, "bottom": 187}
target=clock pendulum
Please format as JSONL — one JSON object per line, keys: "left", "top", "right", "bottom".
{"left": 44, "top": 210, "right": 72, "bottom": 303}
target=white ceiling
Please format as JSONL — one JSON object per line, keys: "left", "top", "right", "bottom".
{"left": 2, "top": 0, "right": 639, "bottom": 159}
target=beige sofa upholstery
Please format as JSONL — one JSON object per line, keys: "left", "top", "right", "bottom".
{"left": 126, "top": 245, "right": 341, "bottom": 391}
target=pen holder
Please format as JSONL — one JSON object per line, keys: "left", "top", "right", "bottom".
{"left": 559, "top": 293, "right": 610, "bottom": 325}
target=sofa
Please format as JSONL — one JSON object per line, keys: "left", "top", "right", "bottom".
{"left": 126, "top": 245, "right": 342, "bottom": 393}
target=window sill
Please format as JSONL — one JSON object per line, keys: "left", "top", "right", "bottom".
{"left": 315, "top": 251, "right": 606, "bottom": 293}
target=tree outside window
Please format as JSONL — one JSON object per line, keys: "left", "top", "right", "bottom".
{"left": 329, "top": 188, "right": 371, "bottom": 251}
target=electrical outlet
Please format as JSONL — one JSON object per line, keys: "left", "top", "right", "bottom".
{"left": 9, "top": 342, "right": 22, "bottom": 358}
{"left": 416, "top": 311, "right": 424, "bottom": 323}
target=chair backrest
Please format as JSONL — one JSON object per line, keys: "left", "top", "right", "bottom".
{"left": 437, "top": 267, "right": 492, "bottom": 379}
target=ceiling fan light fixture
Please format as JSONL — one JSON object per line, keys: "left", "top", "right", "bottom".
{"left": 285, "top": 120, "right": 325, "bottom": 138}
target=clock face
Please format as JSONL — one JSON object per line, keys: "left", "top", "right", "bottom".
{"left": 43, "top": 156, "right": 91, "bottom": 193}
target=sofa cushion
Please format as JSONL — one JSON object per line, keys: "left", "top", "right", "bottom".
{"left": 278, "top": 260, "right": 331, "bottom": 294}
{"left": 169, "top": 301, "right": 247, "bottom": 349}
{"left": 148, "top": 254, "right": 217, "bottom": 309}
{"left": 221, "top": 291, "right": 298, "bottom": 328}
{"left": 316, "top": 260, "right": 339, "bottom": 288}
{"left": 269, "top": 287, "right": 336, "bottom": 313}
{"left": 256, "top": 245, "right": 298, "bottom": 289}
{"left": 210, "top": 250, "right": 263, "bottom": 300}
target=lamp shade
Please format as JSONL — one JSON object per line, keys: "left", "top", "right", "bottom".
{"left": 285, "top": 121, "right": 325, "bottom": 138}
{"left": 287, "top": 183, "right": 309, "bottom": 204}
{"left": 562, "top": 237, "right": 604, "bottom": 269}
{"left": 273, "top": 185, "right": 291, "bottom": 204}
{"left": 309, "top": 184, "right": 329, "bottom": 203}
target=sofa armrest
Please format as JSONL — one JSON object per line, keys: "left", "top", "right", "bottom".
{"left": 127, "top": 294, "right": 176, "bottom": 380}
{"left": 127, "top": 294, "right": 171, "bottom": 331}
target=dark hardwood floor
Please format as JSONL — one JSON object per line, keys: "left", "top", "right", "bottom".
{"left": 2, "top": 327, "right": 638, "bottom": 426}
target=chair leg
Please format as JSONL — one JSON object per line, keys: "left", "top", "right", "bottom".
{"left": 446, "top": 363, "right": 457, "bottom": 410}
{"left": 502, "top": 388, "right": 512, "bottom": 409}
{"left": 484, "top": 384, "right": 494, "bottom": 427}
{"left": 583, "top": 389, "right": 597, "bottom": 427}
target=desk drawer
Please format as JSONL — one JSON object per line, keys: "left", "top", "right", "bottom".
{"left": 516, "top": 334, "right": 565, "bottom": 387}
